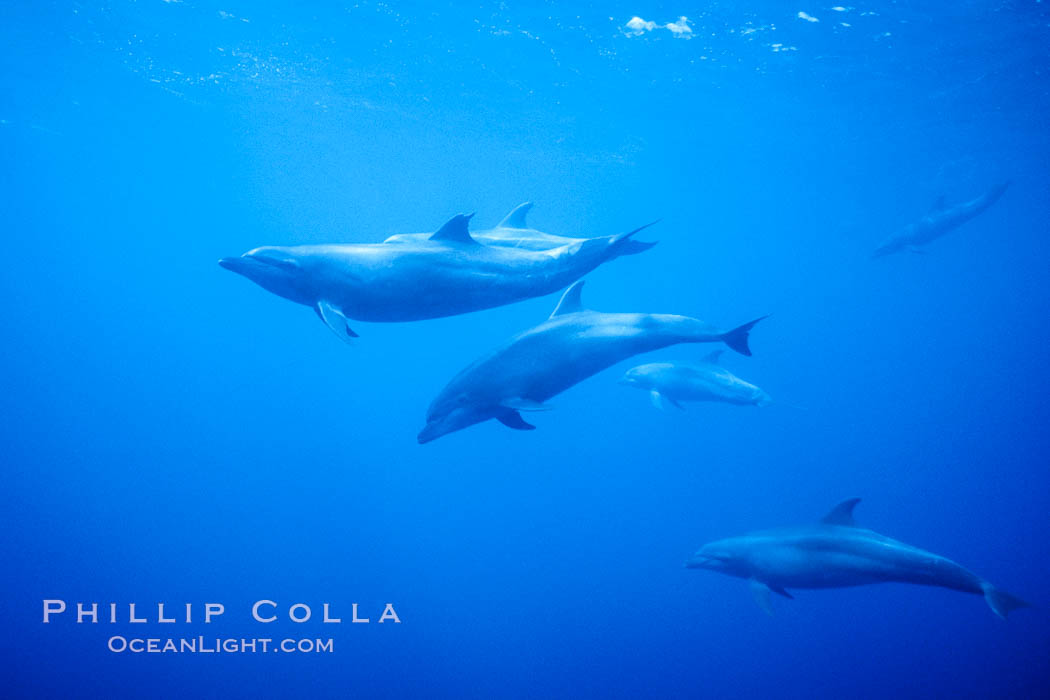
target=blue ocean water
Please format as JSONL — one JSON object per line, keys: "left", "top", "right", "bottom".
{"left": 2, "top": 1, "right": 1048, "bottom": 697}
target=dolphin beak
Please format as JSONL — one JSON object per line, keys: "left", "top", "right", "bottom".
{"left": 685, "top": 554, "right": 713, "bottom": 569}
{"left": 417, "top": 422, "right": 443, "bottom": 445}
{"left": 219, "top": 256, "right": 255, "bottom": 274}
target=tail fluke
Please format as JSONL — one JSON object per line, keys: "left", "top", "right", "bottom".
{"left": 969, "top": 181, "right": 1011, "bottom": 216}
{"left": 722, "top": 316, "right": 768, "bottom": 357}
{"left": 607, "top": 220, "right": 659, "bottom": 260}
{"left": 982, "top": 581, "right": 1030, "bottom": 619}
{"left": 616, "top": 239, "right": 659, "bottom": 257}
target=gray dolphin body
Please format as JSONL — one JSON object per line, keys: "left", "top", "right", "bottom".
{"left": 384, "top": 202, "right": 655, "bottom": 256}
{"left": 219, "top": 213, "right": 655, "bottom": 341}
{"left": 417, "top": 281, "right": 765, "bottom": 443}
{"left": 872, "top": 182, "right": 1010, "bottom": 258}
{"left": 621, "top": 352, "right": 771, "bottom": 410}
{"left": 688, "top": 499, "right": 1030, "bottom": 619}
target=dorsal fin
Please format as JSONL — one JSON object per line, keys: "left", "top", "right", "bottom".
{"left": 429, "top": 213, "right": 477, "bottom": 243}
{"left": 702, "top": 350, "right": 724, "bottom": 364}
{"left": 497, "top": 202, "right": 533, "bottom": 229}
{"left": 550, "top": 281, "right": 586, "bottom": 318}
{"left": 821, "top": 498, "right": 861, "bottom": 526}
{"left": 931, "top": 195, "right": 946, "bottom": 212}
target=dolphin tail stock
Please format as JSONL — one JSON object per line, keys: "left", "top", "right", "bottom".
{"left": 721, "top": 316, "right": 768, "bottom": 357}
{"left": 961, "top": 181, "right": 1011, "bottom": 219}
{"left": 981, "top": 581, "right": 1030, "bottom": 620}
{"left": 980, "top": 180, "right": 1011, "bottom": 208}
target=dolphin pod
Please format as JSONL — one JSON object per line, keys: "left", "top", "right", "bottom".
{"left": 687, "top": 499, "right": 1029, "bottom": 618}
{"left": 220, "top": 198, "right": 1030, "bottom": 621}
{"left": 417, "top": 281, "right": 766, "bottom": 443}
{"left": 872, "top": 182, "right": 1010, "bottom": 258}
{"left": 620, "top": 352, "right": 772, "bottom": 410}
{"left": 385, "top": 202, "right": 657, "bottom": 257}
{"left": 219, "top": 211, "right": 656, "bottom": 341}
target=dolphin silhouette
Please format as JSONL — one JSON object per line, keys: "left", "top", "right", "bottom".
{"left": 872, "top": 182, "right": 1010, "bottom": 258}
{"left": 620, "top": 352, "right": 771, "bottom": 410}
{"left": 219, "top": 213, "right": 656, "bottom": 341}
{"left": 384, "top": 202, "right": 656, "bottom": 256}
{"left": 687, "top": 498, "right": 1030, "bottom": 618}
{"left": 417, "top": 281, "right": 766, "bottom": 443}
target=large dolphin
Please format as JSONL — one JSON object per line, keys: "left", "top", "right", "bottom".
{"left": 687, "top": 499, "right": 1030, "bottom": 619}
{"left": 620, "top": 352, "right": 771, "bottom": 410}
{"left": 417, "top": 281, "right": 766, "bottom": 443}
{"left": 219, "top": 213, "right": 656, "bottom": 341}
{"left": 384, "top": 202, "right": 655, "bottom": 256}
{"left": 872, "top": 182, "right": 1010, "bottom": 258}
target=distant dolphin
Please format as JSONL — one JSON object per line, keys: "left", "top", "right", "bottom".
{"left": 872, "top": 182, "right": 1010, "bottom": 258}
{"left": 219, "top": 213, "right": 656, "bottom": 341}
{"left": 620, "top": 352, "right": 771, "bottom": 410}
{"left": 384, "top": 202, "right": 656, "bottom": 256}
{"left": 687, "top": 499, "right": 1030, "bottom": 619}
{"left": 417, "top": 281, "right": 766, "bottom": 443}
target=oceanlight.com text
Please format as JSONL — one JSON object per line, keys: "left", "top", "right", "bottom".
{"left": 107, "top": 636, "right": 334, "bottom": 654}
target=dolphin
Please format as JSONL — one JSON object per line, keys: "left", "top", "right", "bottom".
{"left": 620, "top": 352, "right": 771, "bottom": 410}
{"left": 687, "top": 498, "right": 1030, "bottom": 619}
{"left": 219, "top": 213, "right": 656, "bottom": 341}
{"left": 384, "top": 202, "right": 656, "bottom": 256}
{"left": 417, "top": 281, "right": 766, "bottom": 443}
{"left": 872, "top": 182, "right": 1010, "bottom": 258}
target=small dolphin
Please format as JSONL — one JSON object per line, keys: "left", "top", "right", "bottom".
{"left": 219, "top": 213, "right": 656, "bottom": 341}
{"left": 417, "top": 281, "right": 766, "bottom": 443}
{"left": 620, "top": 352, "right": 771, "bottom": 410}
{"left": 872, "top": 182, "right": 1010, "bottom": 258}
{"left": 384, "top": 202, "right": 656, "bottom": 256}
{"left": 687, "top": 498, "right": 1030, "bottom": 619}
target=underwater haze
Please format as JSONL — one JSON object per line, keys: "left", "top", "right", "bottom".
{"left": 2, "top": 1, "right": 1049, "bottom": 698}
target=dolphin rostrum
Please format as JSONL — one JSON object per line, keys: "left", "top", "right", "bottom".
{"left": 620, "top": 352, "right": 771, "bottom": 410}
{"left": 219, "top": 213, "right": 656, "bottom": 341}
{"left": 687, "top": 498, "right": 1030, "bottom": 619}
{"left": 417, "top": 281, "right": 766, "bottom": 443}
{"left": 384, "top": 202, "right": 656, "bottom": 256}
{"left": 872, "top": 182, "right": 1010, "bottom": 258}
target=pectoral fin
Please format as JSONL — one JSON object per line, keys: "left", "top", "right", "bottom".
{"left": 701, "top": 350, "right": 724, "bottom": 364}
{"left": 315, "top": 301, "right": 359, "bottom": 342}
{"left": 750, "top": 579, "right": 775, "bottom": 616}
{"left": 497, "top": 410, "right": 536, "bottom": 431}
{"left": 749, "top": 580, "right": 792, "bottom": 615}
{"left": 650, "top": 392, "right": 684, "bottom": 411}
{"left": 650, "top": 391, "right": 666, "bottom": 411}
